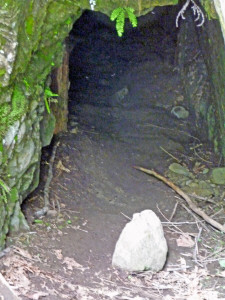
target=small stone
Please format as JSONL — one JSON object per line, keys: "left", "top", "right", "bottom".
{"left": 112, "top": 210, "right": 168, "bottom": 272}
{"left": 171, "top": 106, "right": 189, "bottom": 119}
{"left": 70, "top": 127, "right": 78, "bottom": 134}
{"left": 46, "top": 210, "right": 58, "bottom": 218}
{"left": 169, "top": 163, "right": 192, "bottom": 177}
{"left": 211, "top": 167, "right": 225, "bottom": 185}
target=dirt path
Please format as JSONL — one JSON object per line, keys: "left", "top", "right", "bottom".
{"left": 2, "top": 10, "right": 225, "bottom": 300}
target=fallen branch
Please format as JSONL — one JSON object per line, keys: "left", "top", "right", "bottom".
{"left": 134, "top": 166, "right": 225, "bottom": 233}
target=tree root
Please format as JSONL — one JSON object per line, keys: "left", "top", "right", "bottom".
{"left": 34, "top": 141, "right": 60, "bottom": 218}
{"left": 134, "top": 166, "right": 225, "bottom": 233}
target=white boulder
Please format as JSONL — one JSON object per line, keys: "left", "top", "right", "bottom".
{"left": 112, "top": 210, "right": 168, "bottom": 272}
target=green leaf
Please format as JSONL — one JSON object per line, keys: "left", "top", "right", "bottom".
{"left": 45, "top": 87, "right": 58, "bottom": 98}
{"left": 44, "top": 97, "right": 51, "bottom": 114}
{"left": 34, "top": 219, "right": 43, "bottom": 224}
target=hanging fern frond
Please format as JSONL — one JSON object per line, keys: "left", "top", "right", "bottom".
{"left": 110, "top": 7, "right": 123, "bottom": 22}
{"left": 110, "top": 7, "right": 138, "bottom": 37}
{"left": 126, "top": 7, "right": 137, "bottom": 28}
{"left": 116, "top": 9, "right": 125, "bottom": 37}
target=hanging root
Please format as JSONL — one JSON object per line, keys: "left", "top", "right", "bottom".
{"left": 176, "top": 0, "right": 205, "bottom": 28}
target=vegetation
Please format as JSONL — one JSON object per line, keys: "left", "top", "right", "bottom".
{"left": 44, "top": 87, "right": 58, "bottom": 114}
{"left": 110, "top": 7, "right": 137, "bottom": 37}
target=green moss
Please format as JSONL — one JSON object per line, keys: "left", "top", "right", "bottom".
{"left": 65, "top": 17, "right": 73, "bottom": 25}
{"left": 200, "top": 0, "right": 218, "bottom": 19}
{"left": 25, "top": 16, "right": 34, "bottom": 36}
{"left": 0, "top": 85, "right": 28, "bottom": 140}
{"left": 0, "top": 233, "right": 6, "bottom": 251}
{"left": 0, "top": 69, "right": 6, "bottom": 77}
{"left": 93, "top": 0, "right": 178, "bottom": 16}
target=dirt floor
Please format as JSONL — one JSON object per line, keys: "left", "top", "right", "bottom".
{"left": 1, "top": 9, "right": 225, "bottom": 300}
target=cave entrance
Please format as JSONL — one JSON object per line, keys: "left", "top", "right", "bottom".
{"left": 18, "top": 6, "right": 225, "bottom": 297}
{"left": 67, "top": 6, "right": 193, "bottom": 169}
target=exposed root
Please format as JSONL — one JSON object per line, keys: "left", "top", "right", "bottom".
{"left": 34, "top": 141, "right": 60, "bottom": 218}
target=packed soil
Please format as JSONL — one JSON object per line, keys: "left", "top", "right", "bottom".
{"left": 2, "top": 8, "right": 225, "bottom": 300}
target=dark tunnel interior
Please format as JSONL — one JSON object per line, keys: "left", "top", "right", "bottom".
{"left": 68, "top": 5, "right": 179, "bottom": 108}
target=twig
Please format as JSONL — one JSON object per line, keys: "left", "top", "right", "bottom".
{"left": 35, "top": 141, "right": 60, "bottom": 217}
{"left": 202, "top": 246, "right": 225, "bottom": 262}
{"left": 160, "top": 146, "right": 181, "bottom": 163}
{"left": 210, "top": 208, "right": 223, "bottom": 218}
{"left": 169, "top": 201, "right": 178, "bottom": 221}
{"left": 157, "top": 204, "right": 186, "bottom": 236}
{"left": 194, "top": 148, "right": 213, "bottom": 164}
{"left": 193, "top": 227, "right": 203, "bottom": 267}
{"left": 134, "top": 166, "right": 225, "bottom": 233}
{"left": 175, "top": 197, "right": 209, "bottom": 232}
{"left": 162, "top": 221, "right": 204, "bottom": 225}
{"left": 120, "top": 212, "right": 131, "bottom": 220}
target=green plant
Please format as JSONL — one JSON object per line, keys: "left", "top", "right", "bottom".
{"left": 0, "top": 86, "right": 28, "bottom": 140}
{"left": 110, "top": 7, "right": 137, "bottom": 37}
{"left": 0, "top": 178, "right": 10, "bottom": 204}
{"left": 44, "top": 87, "right": 58, "bottom": 114}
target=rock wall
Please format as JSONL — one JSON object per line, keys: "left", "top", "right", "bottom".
{"left": 0, "top": 0, "right": 178, "bottom": 249}
{"left": 177, "top": 6, "right": 225, "bottom": 156}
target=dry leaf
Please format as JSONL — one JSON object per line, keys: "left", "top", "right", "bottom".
{"left": 177, "top": 234, "right": 195, "bottom": 248}
{"left": 56, "top": 160, "right": 70, "bottom": 173}
{"left": 13, "top": 246, "right": 33, "bottom": 260}
{"left": 53, "top": 249, "right": 63, "bottom": 260}
{"left": 179, "top": 257, "right": 187, "bottom": 271}
{"left": 62, "top": 257, "right": 83, "bottom": 270}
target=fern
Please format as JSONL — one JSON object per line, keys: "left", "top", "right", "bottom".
{"left": 110, "top": 7, "right": 137, "bottom": 37}
{"left": 126, "top": 7, "right": 137, "bottom": 28}
{"left": 44, "top": 87, "right": 58, "bottom": 114}
{"left": 116, "top": 9, "right": 125, "bottom": 37}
